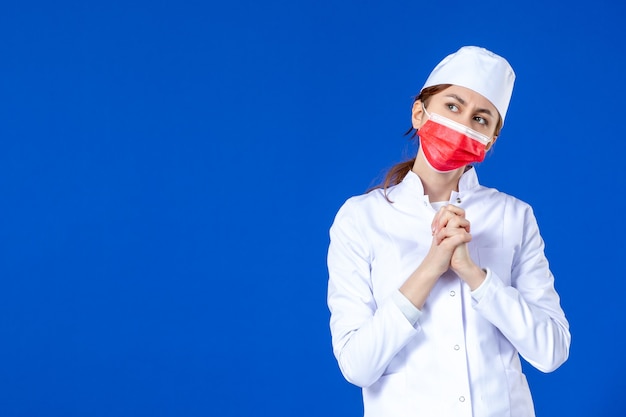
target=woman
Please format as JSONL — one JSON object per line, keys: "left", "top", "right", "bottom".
{"left": 327, "top": 46, "right": 570, "bottom": 417}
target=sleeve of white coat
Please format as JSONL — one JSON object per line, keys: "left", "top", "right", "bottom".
{"left": 471, "top": 205, "right": 571, "bottom": 373}
{"left": 327, "top": 200, "right": 419, "bottom": 388}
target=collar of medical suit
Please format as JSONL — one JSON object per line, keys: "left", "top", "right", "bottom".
{"left": 387, "top": 167, "right": 480, "bottom": 210}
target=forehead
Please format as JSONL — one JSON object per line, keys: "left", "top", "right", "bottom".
{"left": 435, "top": 85, "right": 498, "bottom": 113}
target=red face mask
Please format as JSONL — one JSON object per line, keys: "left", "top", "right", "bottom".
{"left": 418, "top": 109, "right": 492, "bottom": 173}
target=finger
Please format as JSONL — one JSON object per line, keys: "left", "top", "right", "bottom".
{"left": 431, "top": 207, "right": 452, "bottom": 234}
{"left": 443, "top": 204, "right": 465, "bottom": 218}
{"left": 434, "top": 223, "right": 472, "bottom": 246}
{"left": 432, "top": 205, "right": 466, "bottom": 235}
{"left": 435, "top": 231, "right": 471, "bottom": 248}
{"left": 447, "top": 215, "right": 471, "bottom": 233}
{"left": 431, "top": 209, "right": 442, "bottom": 235}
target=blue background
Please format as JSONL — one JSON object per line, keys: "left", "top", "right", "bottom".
{"left": 0, "top": 1, "right": 624, "bottom": 416}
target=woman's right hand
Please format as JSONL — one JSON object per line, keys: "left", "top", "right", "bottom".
{"left": 426, "top": 205, "right": 472, "bottom": 276}
{"left": 399, "top": 205, "right": 471, "bottom": 309}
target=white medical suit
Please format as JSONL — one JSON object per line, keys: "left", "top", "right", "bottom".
{"left": 327, "top": 168, "right": 570, "bottom": 417}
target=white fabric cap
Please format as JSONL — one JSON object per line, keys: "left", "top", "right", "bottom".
{"left": 422, "top": 46, "right": 515, "bottom": 123}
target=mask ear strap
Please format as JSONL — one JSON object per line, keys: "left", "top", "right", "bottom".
{"left": 421, "top": 102, "right": 431, "bottom": 118}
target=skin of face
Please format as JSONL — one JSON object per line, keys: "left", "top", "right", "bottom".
{"left": 411, "top": 85, "right": 500, "bottom": 150}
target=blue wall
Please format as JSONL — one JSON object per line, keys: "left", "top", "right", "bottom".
{"left": 0, "top": 1, "right": 624, "bottom": 415}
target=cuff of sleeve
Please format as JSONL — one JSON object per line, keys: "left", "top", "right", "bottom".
{"left": 391, "top": 290, "right": 422, "bottom": 326}
{"left": 470, "top": 268, "right": 493, "bottom": 302}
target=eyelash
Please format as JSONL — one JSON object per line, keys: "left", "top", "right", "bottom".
{"left": 446, "top": 103, "right": 489, "bottom": 126}
{"left": 474, "top": 116, "right": 488, "bottom": 126}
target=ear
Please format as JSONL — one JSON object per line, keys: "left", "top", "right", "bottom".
{"left": 486, "top": 136, "right": 498, "bottom": 151}
{"left": 411, "top": 100, "right": 425, "bottom": 130}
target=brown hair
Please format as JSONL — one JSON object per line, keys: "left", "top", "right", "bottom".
{"left": 369, "top": 84, "right": 503, "bottom": 201}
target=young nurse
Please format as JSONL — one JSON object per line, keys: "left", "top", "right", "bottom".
{"left": 327, "top": 46, "right": 571, "bottom": 417}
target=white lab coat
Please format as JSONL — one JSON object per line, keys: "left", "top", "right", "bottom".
{"left": 327, "top": 168, "right": 570, "bottom": 417}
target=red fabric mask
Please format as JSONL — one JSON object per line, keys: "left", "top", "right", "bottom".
{"left": 418, "top": 111, "right": 492, "bottom": 173}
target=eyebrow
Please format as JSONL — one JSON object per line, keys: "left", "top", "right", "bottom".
{"left": 445, "top": 94, "right": 494, "bottom": 117}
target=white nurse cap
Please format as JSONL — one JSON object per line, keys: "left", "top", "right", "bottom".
{"left": 422, "top": 46, "right": 516, "bottom": 123}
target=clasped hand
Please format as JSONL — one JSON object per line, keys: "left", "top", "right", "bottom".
{"left": 426, "top": 205, "right": 484, "bottom": 287}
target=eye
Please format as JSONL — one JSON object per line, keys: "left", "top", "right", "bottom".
{"left": 446, "top": 103, "right": 459, "bottom": 112}
{"left": 473, "top": 115, "right": 488, "bottom": 126}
